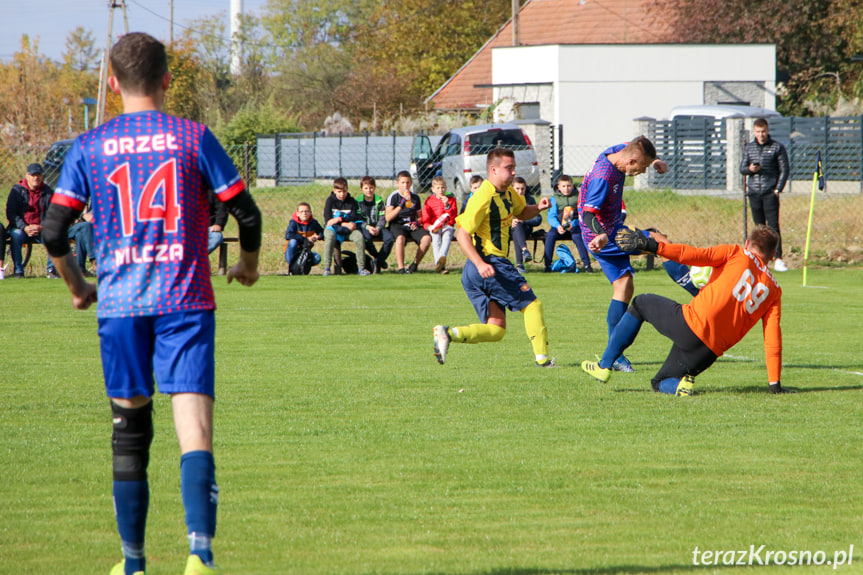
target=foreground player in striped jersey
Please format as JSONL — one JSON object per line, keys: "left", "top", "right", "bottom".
{"left": 43, "top": 33, "right": 261, "bottom": 575}
{"left": 581, "top": 225, "right": 785, "bottom": 395}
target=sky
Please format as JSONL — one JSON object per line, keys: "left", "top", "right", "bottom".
{"left": 1, "top": 0, "right": 269, "bottom": 63}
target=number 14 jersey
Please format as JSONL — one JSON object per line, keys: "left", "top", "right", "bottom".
{"left": 51, "top": 110, "right": 245, "bottom": 318}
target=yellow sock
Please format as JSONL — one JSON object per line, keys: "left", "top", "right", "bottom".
{"left": 522, "top": 300, "right": 549, "bottom": 358}
{"left": 450, "top": 324, "right": 505, "bottom": 343}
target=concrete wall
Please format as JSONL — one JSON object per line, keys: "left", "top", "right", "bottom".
{"left": 492, "top": 43, "right": 776, "bottom": 174}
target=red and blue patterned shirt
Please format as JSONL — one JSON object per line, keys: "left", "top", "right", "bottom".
{"left": 51, "top": 110, "right": 244, "bottom": 318}
{"left": 578, "top": 143, "right": 626, "bottom": 243}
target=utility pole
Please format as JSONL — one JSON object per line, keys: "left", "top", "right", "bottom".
{"left": 170, "top": 0, "right": 174, "bottom": 44}
{"left": 96, "top": 1, "right": 129, "bottom": 126}
{"left": 512, "top": 0, "right": 520, "bottom": 46}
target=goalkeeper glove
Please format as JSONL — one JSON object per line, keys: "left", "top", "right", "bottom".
{"left": 615, "top": 227, "right": 659, "bottom": 253}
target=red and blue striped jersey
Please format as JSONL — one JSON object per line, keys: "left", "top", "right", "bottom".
{"left": 51, "top": 110, "right": 244, "bottom": 318}
{"left": 577, "top": 144, "right": 626, "bottom": 242}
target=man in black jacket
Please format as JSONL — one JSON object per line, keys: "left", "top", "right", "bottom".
{"left": 740, "top": 118, "right": 789, "bottom": 272}
{"left": 5, "top": 163, "right": 57, "bottom": 277}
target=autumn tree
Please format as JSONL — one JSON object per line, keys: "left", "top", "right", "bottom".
{"left": 350, "top": 0, "right": 514, "bottom": 117}
{"left": 656, "top": 0, "right": 863, "bottom": 115}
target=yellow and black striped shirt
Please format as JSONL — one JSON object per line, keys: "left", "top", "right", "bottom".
{"left": 456, "top": 180, "right": 526, "bottom": 258}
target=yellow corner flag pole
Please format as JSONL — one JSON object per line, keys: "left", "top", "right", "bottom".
{"left": 802, "top": 169, "right": 817, "bottom": 287}
{"left": 802, "top": 151, "right": 825, "bottom": 287}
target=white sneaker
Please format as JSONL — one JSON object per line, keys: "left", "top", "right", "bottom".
{"left": 773, "top": 258, "right": 788, "bottom": 272}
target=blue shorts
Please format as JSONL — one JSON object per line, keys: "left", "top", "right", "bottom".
{"left": 98, "top": 310, "right": 216, "bottom": 399}
{"left": 462, "top": 256, "right": 537, "bottom": 323}
{"left": 590, "top": 227, "right": 650, "bottom": 284}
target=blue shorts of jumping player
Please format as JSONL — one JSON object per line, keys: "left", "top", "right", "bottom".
{"left": 98, "top": 310, "right": 216, "bottom": 399}
{"left": 592, "top": 227, "right": 651, "bottom": 283}
{"left": 462, "top": 255, "right": 537, "bottom": 323}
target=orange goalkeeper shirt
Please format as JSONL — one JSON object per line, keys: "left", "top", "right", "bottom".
{"left": 656, "top": 242, "right": 782, "bottom": 382}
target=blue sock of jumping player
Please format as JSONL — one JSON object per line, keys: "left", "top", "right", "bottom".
{"left": 181, "top": 450, "right": 218, "bottom": 565}
{"left": 606, "top": 299, "right": 628, "bottom": 338}
{"left": 658, "top": 378, "right": 681, "bottom": 394}
{"left": 114, "top": 480, "right": 149, "bottom": 574}
{"left": 663, "top": 260, "right": 700, "bottom": 297}
{"left": 600, "top": 312, "right": 643, "bottom": 369}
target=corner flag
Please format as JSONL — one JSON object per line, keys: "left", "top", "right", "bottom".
{"left": 816, "top": 151, "right": 826, "bottom": 191}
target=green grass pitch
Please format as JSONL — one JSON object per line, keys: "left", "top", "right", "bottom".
{"left": 1, "top": 266, "right": 862, "bottom": 574}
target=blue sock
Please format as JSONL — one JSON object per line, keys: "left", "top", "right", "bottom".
{"left": 606, "top": 299, "right": 628, "bottom": 337}
{"left": 181, "top": 451, "right": 218, "bottom": 564}
{"left": 663, "top": 260, "right": 700, "bottom": 297}
{"left": 113, "top": 480, "right": 149, "bottom": 574}
{"left": 658, "top": 378, "right": 681, "bottom": 394}
{"left": 600, "top": 312, "right": 643, "bottom": 369}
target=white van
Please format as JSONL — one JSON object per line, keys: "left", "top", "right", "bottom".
{"left": 668, "top": 105, "right": 782, "bottom": 121}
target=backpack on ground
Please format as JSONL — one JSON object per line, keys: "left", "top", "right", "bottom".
{"left": 290, "top": 246, "right": 315, "bottom": 276}
{"left": 550, "top": 244, "right": 578, "bottom": 273}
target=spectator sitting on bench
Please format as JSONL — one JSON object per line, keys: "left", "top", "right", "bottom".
{"left": 460, "top": 174, "right": 484, "bottom": 214}
{"left": 510, "top": 177, "right": 542, "bottom": 274}
{"left": 207, "top": 189, "right": 228, "bottom": 255}
{"left": 284, "top": 202, "right": 323, "bottom": 274}
{"left": 6, "top": 163, "right": 58, "bottom": 278}
{"left": 68, "top": 204, "right": 96, "bottom": 277}
{"left": 323, "top": 177, "right": 369, "bottom": 276}
{"left": 357, "top": 176, "right": 394, "bottom": 273}
{"left": 421, "top": 176, "right": 457, "bottom": 275}
{"left": 543, "top": 174, "right": 594, "bottom": 273}
{"left": 385, "top": 171, "right": 430, "bottom": 274}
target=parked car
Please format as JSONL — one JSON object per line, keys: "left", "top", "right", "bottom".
{"left": 410, "top": 123, "right": 540, "bottom": 202}
{"left": 42, "top": 139, "right": 75, "bottom": 188}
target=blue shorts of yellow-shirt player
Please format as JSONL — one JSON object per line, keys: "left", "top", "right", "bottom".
{"left": 462, "top": 255, "right": 537, "bottom": 323}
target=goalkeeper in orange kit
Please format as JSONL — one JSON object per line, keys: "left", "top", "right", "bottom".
{"left": 581, "top": 225, "right": 787, "bottom": 395}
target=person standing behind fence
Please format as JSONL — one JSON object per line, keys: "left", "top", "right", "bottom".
{"left": 740, "top": 118, "right": 789, "bottom": 272}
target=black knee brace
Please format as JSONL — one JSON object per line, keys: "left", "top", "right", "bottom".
{"left": 111, "top": 401, "right": 154, "bottom": 482}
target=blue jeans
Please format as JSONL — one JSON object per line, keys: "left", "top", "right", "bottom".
{"left": 208, "top": 230, "right": 223, "bottom": 255}
{"left": 68, "top": 221, "right": 95, "bottom": 270}
{"left": 284, "top": 239, "right": 321, "bottom": 267}
{"left": 9, "top": 228, "right": 53, "bottom": 274}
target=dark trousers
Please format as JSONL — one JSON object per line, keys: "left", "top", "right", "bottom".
{"left": 544, "top": 227, "right": 591, "bottom": 268}
{"left": 748, "top": 192, "right": 782, "bottom": 258}
{"left": 512, "top": 223, "right": 529, "bottom": 264}
{"left": 628, "top": 294, "right": 718, "bottom": 390}
{"left": 362, "top": 227, "right": 394, "bottom": 265}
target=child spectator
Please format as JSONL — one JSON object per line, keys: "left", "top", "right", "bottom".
{"left": 284, "top": 202, "right": 323, "bottom": 273}
{"left": 460, "top": 174, "right": 484, "bottom": 213}
{"left": 358, "top": 176, "right": 394, "bottom": 273}
{"left": 543, "top": 174, "right": 594, "bottom": 273}
{"left": 421, "top": 176, "right": 458, "bottom": 274}
{"left": 385, "top": 171, "right": 431, "bottom": 274}
{"left": 510, "top": 176, "right": 542, "bottom": 274}
{"left": 323, "top": 177, "right": 369, "bottom": 276}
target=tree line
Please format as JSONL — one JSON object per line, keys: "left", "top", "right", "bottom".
{"left": 2, "top": 0, "right": 862, "bottom": 150}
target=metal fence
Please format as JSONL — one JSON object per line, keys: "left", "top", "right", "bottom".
{"left": 257, "top": 132, "right": 427, "bottom": 184}
{"left": 2, "top": 123, "right": 862, "bottom": 275}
